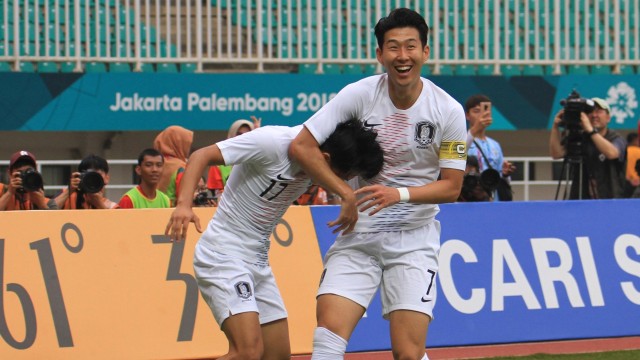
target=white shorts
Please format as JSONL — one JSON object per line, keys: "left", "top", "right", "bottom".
{"left": 317, "top": 221, "right": 441, "bottom": 320}
{"left": 193, "top": 242, "right": 287, "bottom": 328}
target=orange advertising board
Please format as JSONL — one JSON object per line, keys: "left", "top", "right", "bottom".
{"left": 0, "top": 207, "right": 322, "bottom": 359}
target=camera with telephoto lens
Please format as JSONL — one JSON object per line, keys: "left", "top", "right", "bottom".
{"left": 460, "top": 169, "right": 500, "bottom": 201}
{"left": 19, "top": 168, "right": 44, "bottom": 192}
{"left": 78, "top": 170, "right": 105, "bottom": 194}
{"left": 193, "top": 190, "right": 216, "bottom": 206}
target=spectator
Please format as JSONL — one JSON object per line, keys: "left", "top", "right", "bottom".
{"left": 55, "top": 154, "right": 119, "bottom": 209}
{"left": 165, "top": 118, "right": 383, "bottom": 360}
{"left": 288, "top": 8, "right": 467, "bottom": 360}
{"left": 192, "top": 177, "right": 217, "bottom": 207}
{"left": 153, "top": 125, "right": 193, "bottom": 206}
{"left": 464, "top": 94, "right": 515, "bottom": 201}
{"left": 624, "top": 132, "right": 640, "bottom": 198}
{"left": 293, "top": 185, "right": 339, "bottom": 205}
{"left": 207, "top": 116, "right": 261, "bottom": 198}
{"left": 118, "top": 148, "right": 170, "bottom": 209}
{"left": 0, "top": 150, "right": 57, "bottom": 210}
{"left": 549, "top": 97, "right": 626, "bottom": 199}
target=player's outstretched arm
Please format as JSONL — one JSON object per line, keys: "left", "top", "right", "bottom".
{"left": 165, "top": 144, "right": 225, "bottom": 242}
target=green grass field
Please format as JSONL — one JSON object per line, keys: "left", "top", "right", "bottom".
{"left": 487, "top": 350, "right": 640, "bottom": 359}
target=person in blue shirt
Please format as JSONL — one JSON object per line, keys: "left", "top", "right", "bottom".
{"left": 464, "top": 94, "right": 515, "bottom": 201}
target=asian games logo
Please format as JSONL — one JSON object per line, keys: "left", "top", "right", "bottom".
{"left": 604, "top": 82, "right": 638, "bottom": 125}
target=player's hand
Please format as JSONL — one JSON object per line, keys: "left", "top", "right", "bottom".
{"left": 355, "top": 184, "right": 400, "bottom": 216}
{"left": 165, "top": 205, "right": 202, "bottom": 242}
{"left": 327, "top": 192, "right": 357, "bottom": 234}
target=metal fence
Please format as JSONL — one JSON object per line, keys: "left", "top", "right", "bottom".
{"left": 1, "top": 157, "right": 573, "bottom": 202}
{"left": 1, "top": 0, "right": 639, "bottom": 73}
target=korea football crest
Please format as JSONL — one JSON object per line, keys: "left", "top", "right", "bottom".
{"left": 414, "top": 121, "right": 436, "bottom": 148}
{"left": 235, "top": 281, "right": 253, "bottom": 300}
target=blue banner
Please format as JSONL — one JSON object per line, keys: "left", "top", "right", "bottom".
{"left": 310, "top": 199, "right": 640, "bottom": 350}
{"left": 1, "top": 73, "right": 638, "bottom": 131}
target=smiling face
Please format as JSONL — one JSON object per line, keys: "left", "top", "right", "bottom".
{"left": 376, "top": 26, "right": 429, "bottom": 93}
{"left": 588, "top": 107, "right": 611, "bottom": 130}
{"left": 136, "top": 155, "right": 164, "bottom": 186}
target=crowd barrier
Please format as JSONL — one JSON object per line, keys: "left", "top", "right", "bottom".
{"left": 0, "top": 200, "right": 639, "bottom": 359}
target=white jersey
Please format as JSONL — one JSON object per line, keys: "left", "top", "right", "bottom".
{"left": 199, "top": 125, "right": 312, "bottom": 266}
{"left": 304, "top": 74, "right": 467, "bottom": 232}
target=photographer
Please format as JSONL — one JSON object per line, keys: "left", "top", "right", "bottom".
{"left": 55, "top": 155, "right": 119, "bottom": 209}
{"left": 192, "top": 177, "right": 217, "bottom": 207}
{"left": 549, "top": 97, "right": 626, "bottom": 199}
{"left": 458, "top": 156, "right": 492, "bottom": 202}
{"left": 0, "top": 151, "right": 57, "bottom": 210}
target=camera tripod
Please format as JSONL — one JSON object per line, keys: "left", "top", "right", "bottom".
{"left": 555, "top": 154, "right": 588, "bottom": 200}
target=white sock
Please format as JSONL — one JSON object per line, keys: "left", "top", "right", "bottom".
{"left": 422, "top": 353, "right": 429, "bottom": 360}
{"left": 311, "top": 327, "right": 347, "bottom": 360}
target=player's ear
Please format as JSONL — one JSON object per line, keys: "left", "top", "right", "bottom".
{"left": 321, "top": 152, "right": 331, "bottom": 164}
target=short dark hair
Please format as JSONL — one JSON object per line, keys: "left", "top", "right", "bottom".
{"left": 78, "top": 154, "right": 109, "bottom": 173}
{"left": 137, "top": 148, "right": 163, "bottom": 166}
{"left": 374, "top": 8, "right": 429, "bottom": 50}
{"left": 464, "top": 94, "right": 492, "bottom": 113}
{"left": 320, "top": 118, "right": 384, "bottom": 180}
{"left": 627, "top": 132, "right": 638, "bottom": 144}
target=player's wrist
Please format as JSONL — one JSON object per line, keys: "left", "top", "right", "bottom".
{"left": 397, "top": 187, "right": 410, "bottom": 202}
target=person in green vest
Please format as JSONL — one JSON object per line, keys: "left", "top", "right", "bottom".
{"left": 118, "top": 148, "right": 170, "bottom": 209}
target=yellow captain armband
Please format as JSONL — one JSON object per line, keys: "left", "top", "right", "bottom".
{"left": 440, "top": 141, "right": 467, "bottom": 160}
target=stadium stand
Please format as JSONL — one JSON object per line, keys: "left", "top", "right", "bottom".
{"left": 0, "top": 0, "right": 638, "bottom": 75}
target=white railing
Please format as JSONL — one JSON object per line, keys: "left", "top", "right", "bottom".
{"left": 1, "top": 0, "right": 639, "bottom": 73}
{"left": 2, "top": 157, "right": 574, "bottom": 202}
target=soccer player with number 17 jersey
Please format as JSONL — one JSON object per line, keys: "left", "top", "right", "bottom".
{"left": 165, "top": 119, "right": 383, "bottom": 360}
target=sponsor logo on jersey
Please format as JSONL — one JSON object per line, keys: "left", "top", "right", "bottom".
{"left": 235, "top": 281, "right": 253, "bottom": 300}
{"left": 440, "top": 141, "right": 467, "bottom": 160}
{"left": 277, "top": 174, "right": 294, "bottom": 181}
{"left": 319, "top": 268, "right": 327, "bottom": 286}
{"left": 414, "top": 121, "right": 436, "bottom": 148}
{"left": 364, "top": 119, "right": 383, "bottom": 128}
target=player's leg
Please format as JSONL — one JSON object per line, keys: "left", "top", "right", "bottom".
{"left": 254, "top": 266, "right": 291, "bottom": 360}
{"left": 193, "top": 244, "right": 265, "bottom": 359}
{"left": 380, "top": 223, "right": 440, "bottom": 360}
{"left": 389, "top": 310, "right": 430, "bottom": 360}
{"left": 312, "top": 294, "right": 362, "bottom": 360}
{"left": 316, "top": 293, "right": 366, "bottom": 340}
{"left": 312, "top": 233, "right": 383, "bottom": 359}
{"left": 260, "top": 318, "right": 290, "bottom": 360}
{"left": 219, "top": 312, "right": 264, "bottom": 360}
